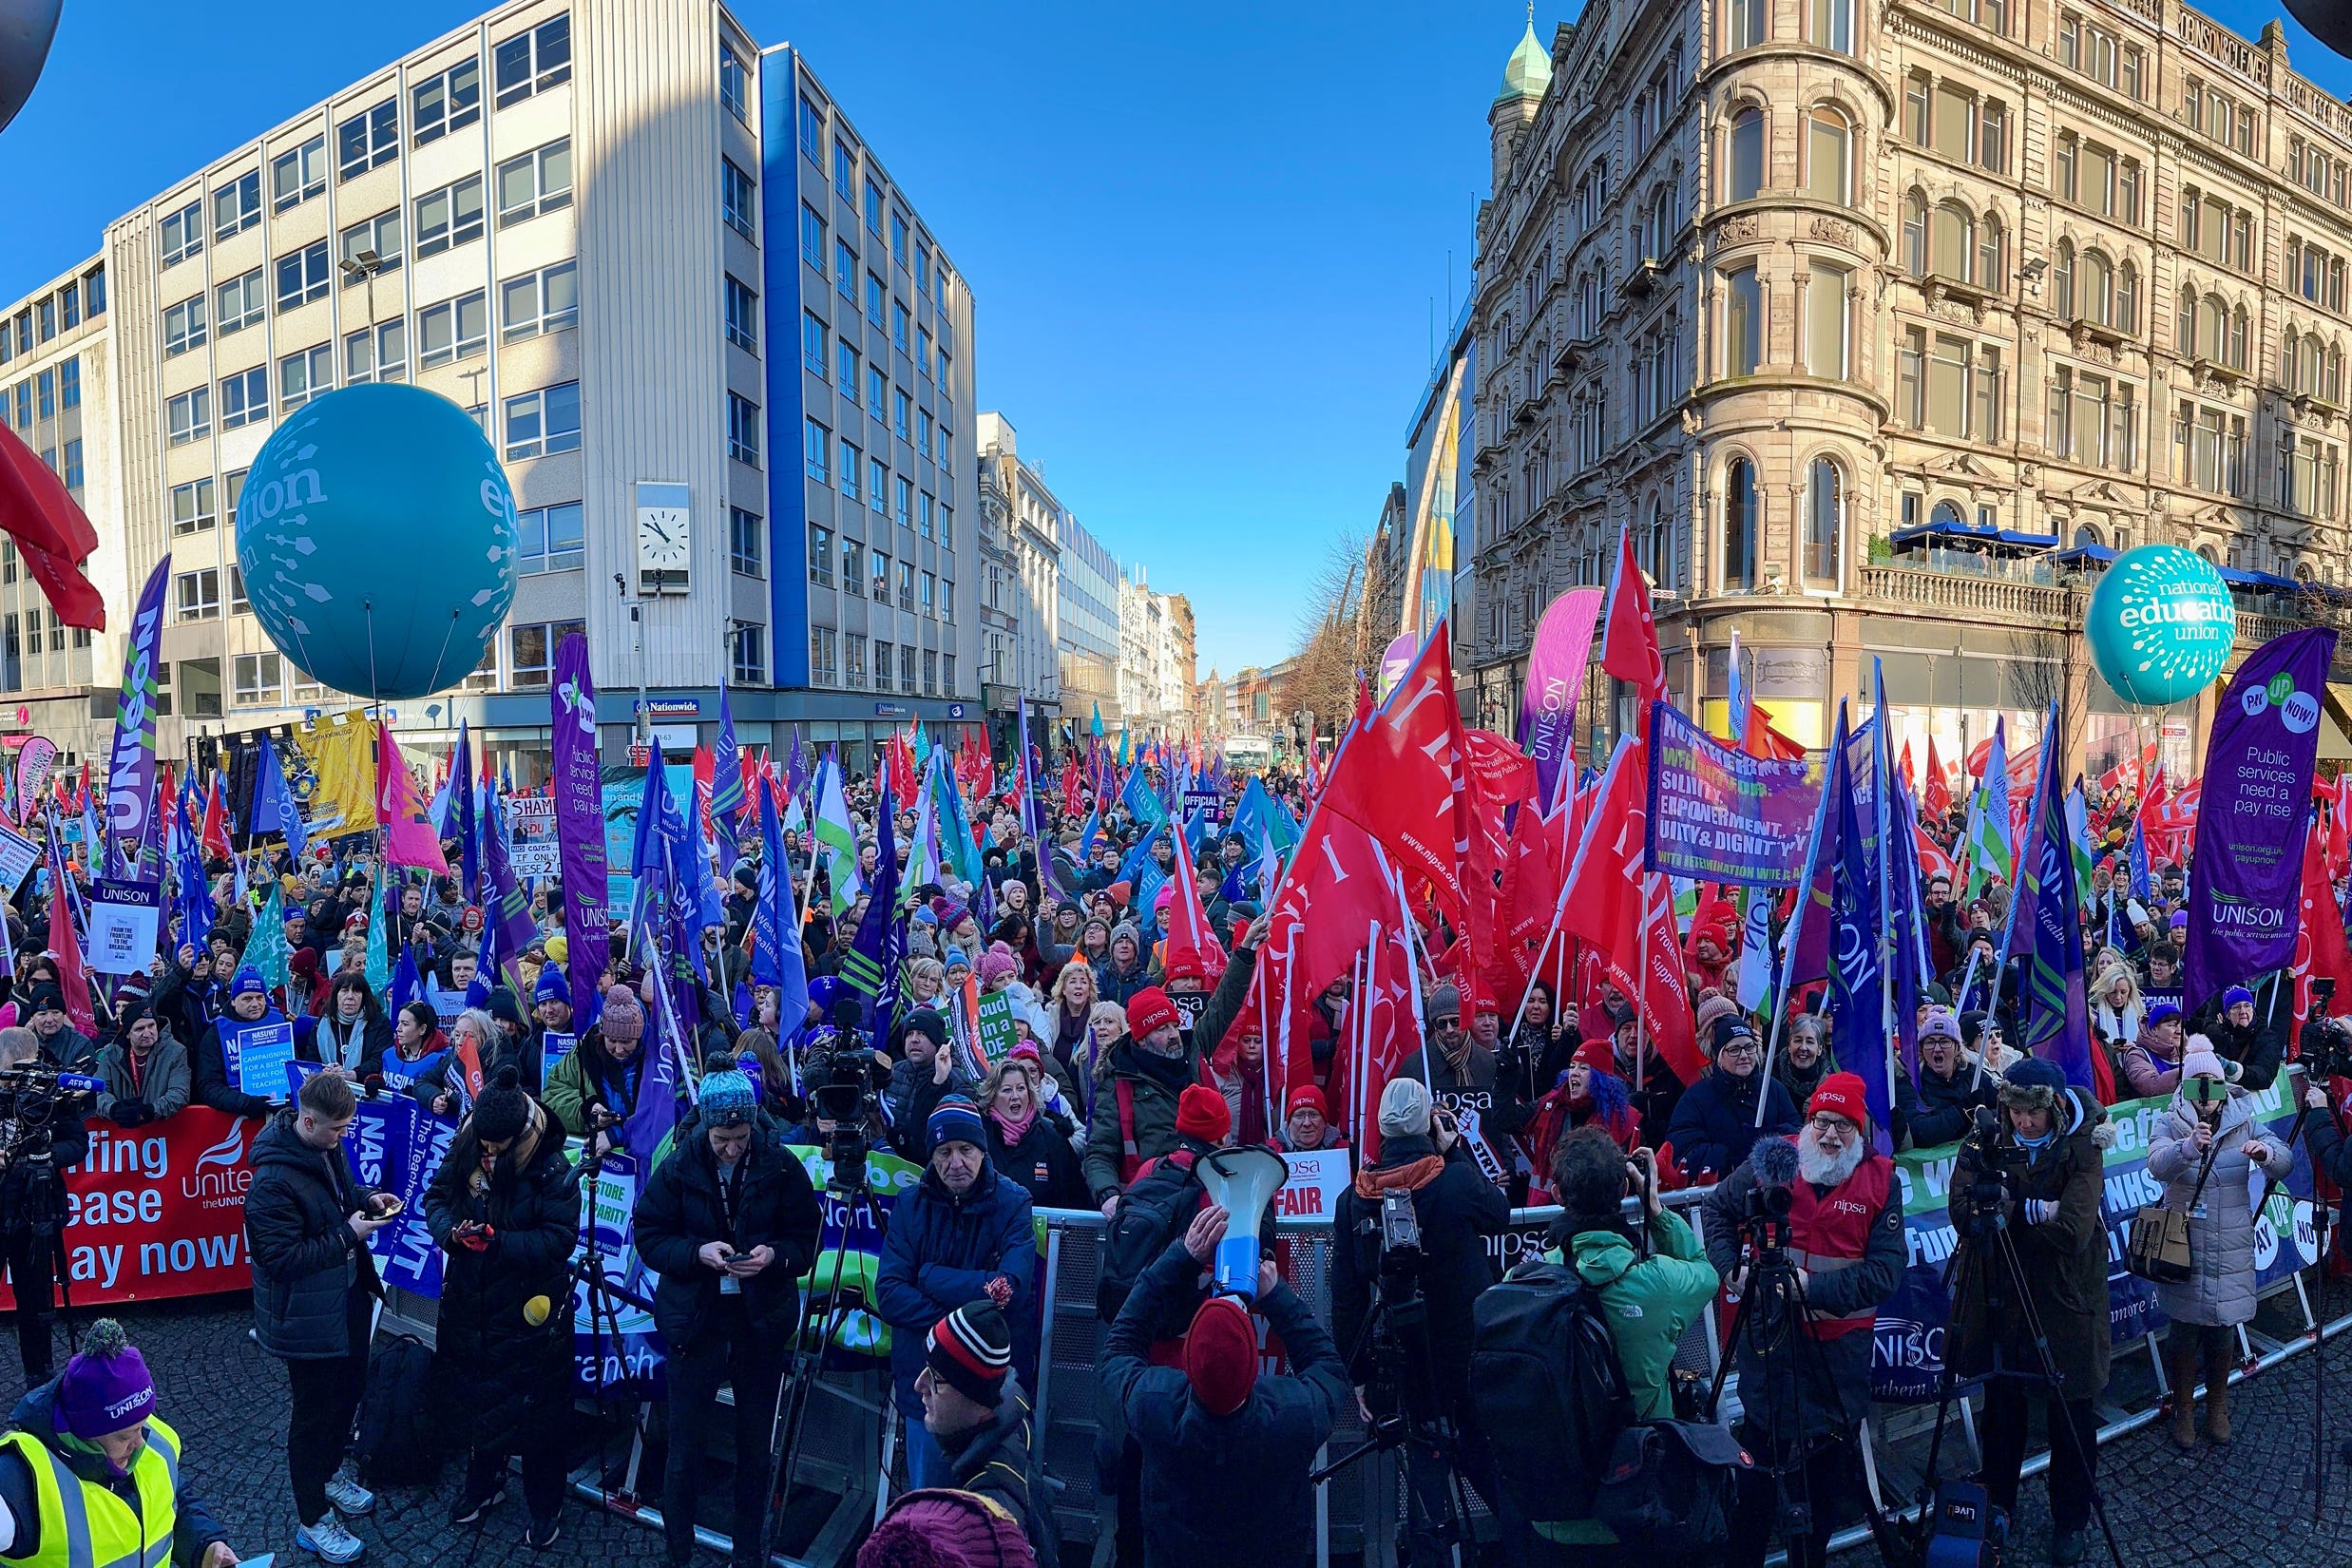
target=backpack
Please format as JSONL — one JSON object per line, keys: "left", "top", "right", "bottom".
{"left": 353, "top": 1332, "right": 446, "bottom": 1487}
{"left": 1095, "top": 1150, "right": 1201, "bottom": 1322}
{"left": 1467, "top": 1257, "right": 1635, "bottom": 1520}
{"left": 1592, "top": 1419, "right": 1753, "bottom": 1559}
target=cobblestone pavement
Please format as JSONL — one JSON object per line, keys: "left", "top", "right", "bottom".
{"left": 13, "top": 1291, "right": 2352, "bottom": 1566}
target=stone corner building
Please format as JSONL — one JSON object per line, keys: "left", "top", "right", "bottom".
{"left": 1467, "top": 0, "right": 2352, "bottom": 782}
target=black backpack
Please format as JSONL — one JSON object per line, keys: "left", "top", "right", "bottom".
{"left": 1593, "top": 1419, "right": 1753, "bottom": 1559}
{"left": 1468, "top": 1257, "right": 1635, "bottom": 1520}
{"left": 1095, "top": 1151, "right": 1201, "bottom": 1322}
{"left": 353, "top": 1332, "right": 446, "bottom": 1487}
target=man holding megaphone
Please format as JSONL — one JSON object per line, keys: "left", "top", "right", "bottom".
{"left": 1100, "top": 1203, "right": 1348, "bottom": 1568}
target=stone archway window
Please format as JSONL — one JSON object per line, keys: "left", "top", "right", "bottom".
{"left": 1806, "top": 457, "right": 1845, "bottom": 585}
{"left": 1806, "top": 108, "right": 1852, "bottom": 204}
{"left": 1723, "top": 457, "right": 1759, "bottom": 590}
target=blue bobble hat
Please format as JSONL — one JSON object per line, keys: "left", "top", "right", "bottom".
{"left": 698, "top": 1067, "right": 758, "bottom": 1127}
{"left": 927, "top": 1094, "right": 986, "bottom": 1153}
{"left": 230, "top": 966, "right": 267, "bottom": 999}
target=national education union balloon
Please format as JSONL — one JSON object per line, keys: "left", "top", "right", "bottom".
{"left": 237, "top": 384, "right": 519, "bottom": 701}
{"left": 2083, "top": 544, "right": 2236, "bottom": 707}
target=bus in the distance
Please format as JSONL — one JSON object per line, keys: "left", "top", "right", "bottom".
{"left": 1223, "top": 734, "right": 1272, "bottom": 775}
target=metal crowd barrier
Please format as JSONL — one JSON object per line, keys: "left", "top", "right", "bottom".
{"left": 377, "top": 1181, "right": 2342, "bottom": 1567}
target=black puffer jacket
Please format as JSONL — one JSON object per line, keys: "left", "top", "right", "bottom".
{"left": 422, "top": 1109, "right": 579, "bottom": 1454}
{"left": 243, "top": 1112, "right": 381, "bottom": 1359}
{"left": 633, "top": 1122, "right": 822, "bottom": 1349}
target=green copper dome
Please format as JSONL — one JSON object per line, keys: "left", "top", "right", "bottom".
{"left": 1496, "top": 20, "right": 1552, "bottom": 104}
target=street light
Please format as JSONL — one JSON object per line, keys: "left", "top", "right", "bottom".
{"left": 337, "top": 248, "right": 384, "bottom": 333}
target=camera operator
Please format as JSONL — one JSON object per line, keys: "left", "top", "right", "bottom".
{"left": 544, "top": 985, "right": 647, "bottom": 1143}
{"left": 1701, "top": 1073, "right": 1902, "bottom": 1568}
{"left": 1945, "top": 1059, "right": 2112, "bottom": 1568}
{"left": 633, "top": 1068, "right": 822, "bottom": 1568}
{"left": 1531, "top": 1131, "right": 1719, "bottom": 1558}
{"left": 1329, "top": 1078, "right": 1510, "bottom": 1568}
{"left": 0, "top": 1026, "right": 86, "bottom": 1389}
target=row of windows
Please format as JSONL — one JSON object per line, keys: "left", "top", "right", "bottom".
{"left": 806, "top": 627, "right": 949, "bottom": 698}
{"left": 1902, "top": 75, "right": 2011, "bottom": 175}
{"left": 159, "top": 15, "right": 568, "bottom": 270}
{"left": 1724, "top": 106, "right": 1853, "bottom": 206}
{"left": 824, "top": 237, "right": 955, "bottom": 391}
{"left": 799, "top": 417, "right": 958, "bottom": 547}
{"left": 0, "top": 270, "right": 103, "bottom": 369}
{"left": 3, "top": 358, "right": 81, "bottom": 430}
{"left": 1719, "top": 262, "right": 1852, "bottom": 380}
{"left": 1716, "top": 455, "right": 1845, "bottom": 590}
{"left": 794, "top": 88, "right": 942, "bottom": 300}
{"left": 802, "top": 525, "right": 957, "bottom": 625}
{"left": 1723, "top": 0, "right": 1857, "bottom": 53}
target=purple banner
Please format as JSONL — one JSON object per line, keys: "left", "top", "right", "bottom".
{"left": 2183, "top": 626, "right": 2338, "bottom": 1013}
{"left": 105, "top": 556, "right": 170, "bottom": 878}
{"left": 1641, "top": 700, "right": 1820, "bottom": 888}
{"left": 550, "top": 633, "right": 610, "bottom": 1025}
{"left": 1517, "top": 587, "right": 1603, "bottom": 811}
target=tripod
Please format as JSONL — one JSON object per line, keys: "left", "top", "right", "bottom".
{"left": 755, "top": 1143, "right": 887, "bottom": 1568}
{"left": 2260, "top": 1069, "right": 2341, "bottom": 1526}
{"left": 570, "top": 1132, "right": 660, "bottom": 1507}
{"left": 1312, "top": 1285, "right": 1482, "bottom": 1568}
{"left": 1703, "top": 1231, "right": 1906, "bottom": 1568}
{"left": 1915, "top": 1161, "right": 2127, "bottom": 1568}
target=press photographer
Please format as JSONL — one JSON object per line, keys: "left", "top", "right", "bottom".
{"left": 1944, "top": 1059, "right": 2113, "bottom": 1568}
{"left": 0, "top": 1025, "right": 89, "bottom": 1388}
{"left": 1701, "top": 1072, "right": 1902, "bottom": 1568}
{"left": 1329, "top": 1079, "right": 1510, "bottom": 1568}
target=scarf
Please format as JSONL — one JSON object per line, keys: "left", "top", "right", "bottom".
{"left": 1234, "top": 1059, "right": 1268, "bottom": 1147}
{"left": 989, "top": 1100, "right": 1040, "bottom": 1148}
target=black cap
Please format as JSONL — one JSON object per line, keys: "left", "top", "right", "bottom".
{"left": 905, "top": 1007, "right": 948, "bottom": 1047}
{"left": 470, "top": 1063, "right": 531, "bottom": 1143}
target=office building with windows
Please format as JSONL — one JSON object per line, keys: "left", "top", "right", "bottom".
{"left": 1468, "top": 3, "right": 2352, "bottom": 781}
{"left": 974, "top": 412, "right": 1062, "bottom": 715}
{"left": 1058, "top": 510, "right": 1124, "bottom": 735}
{"left": 0, "top": 255, "right": 125, "bottom": 762}
{"left": 10, "top": 0, "right": 979, "bottom": 774}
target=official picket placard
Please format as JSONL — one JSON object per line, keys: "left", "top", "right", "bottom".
{"left": 1643, "top": 701, "right": 1819, "bottom": 888}
{"left": 86, "top": 877, "right": 163, "bottom": 974}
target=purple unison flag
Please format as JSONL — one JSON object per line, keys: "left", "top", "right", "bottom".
{"left": 481, "top": 789, "right": 540, "bottom": 995}
{"left": 2183, "top": 626, "right": 2339, "bottom": 1013}
{"left": 550, "top": 633, "right": 610, "bottom": 1028}
{"left": 1517, "top": 587, "right": 1604, "bottom": 812}
{"left": 105, "top": 556, "right": 171, "bottom": 879}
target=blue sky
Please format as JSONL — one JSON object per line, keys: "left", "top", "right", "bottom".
{"left": 3, "top": 3, "right": 2348, "bottom": 679}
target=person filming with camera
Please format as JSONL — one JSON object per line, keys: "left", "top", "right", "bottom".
{"left": 1329, "top": 1078, "right": 1510, "bottom": 1568}
{"left": 0, "top": 1026, "right": 87, "bottom": 1395}
{"left": 1945, "top": 1058, "right": 2113, "bottom": 1567}
{"left": 1702, "top": 1071, "right": 1903, "bottom": 1568}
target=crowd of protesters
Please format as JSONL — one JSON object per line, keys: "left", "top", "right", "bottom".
{"left": 0, "top": 735, "right": 2336, "bottom": 1568}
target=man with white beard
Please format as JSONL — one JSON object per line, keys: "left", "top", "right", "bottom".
{"left": 1702, "top": 1071, "right": 1903, "bottom": 1568}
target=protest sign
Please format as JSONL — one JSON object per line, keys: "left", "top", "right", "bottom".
{"left": 224, "top": 1018, "right": 296, "bottom": 1100}
{"left": 1643, "top": 701, "right": 1818, "bottom": 887}
{"left": 1276, "top": 1148, "right": 1351, "bottom": 1221}
{"left": 974, "top": 990, "right": 1018, "bottom": 1066}
{"left": 0, "top": 823, "right": 40, "bottom": 893}
{"left": 86, "top": 877, "right": 163, "bottom": 974}
{"left": 0, "top": 1109, "right": 254, "bottom": 1308}
{"left": 509, "top": 794, "right": 560, "bottom": 878}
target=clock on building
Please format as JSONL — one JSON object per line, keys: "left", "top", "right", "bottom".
{"left": 635, "top": 481, "right": 691, "bottom": 595}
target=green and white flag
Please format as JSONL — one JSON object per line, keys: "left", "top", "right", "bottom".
{"left": 813, "top": 750, "right": 864, "bottom": 915}
{"left": 1962, "top": 720, "right": 2012, "bottom": 898}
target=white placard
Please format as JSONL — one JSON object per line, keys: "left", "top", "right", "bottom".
{"left": 86, "top": 877, "right": 163, "bottom": 975}
{"left": 1276, "top": 1147, "right": 1351, "bottom": 1221}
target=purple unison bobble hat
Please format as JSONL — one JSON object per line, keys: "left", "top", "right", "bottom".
{"left": 56, "top": 1319, "right": 156, "bottom": 1441}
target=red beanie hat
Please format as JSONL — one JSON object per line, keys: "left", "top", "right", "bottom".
{"left": 1808, "top": 1071, "right": 1869, "bottom": 1128}
{"left": 1176, "top": 1083, "right": 1231, "bottom": 1144}
{"left": 1182, "top": 1294, "right": 1260, "bottom": 1416}
{"left": 1573, "top": 1034, "right": 1615, "bottom": 1076}
{"left": 1126, "top": 985, "right": 1181, "bottom": 1041}
{"left": 1284, "top": 1085, "right": 1327, "bottom": 1119}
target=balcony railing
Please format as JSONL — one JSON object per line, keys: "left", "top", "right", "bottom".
{"left": 1858, "top": 564, "right": 2077, "bottom": 623}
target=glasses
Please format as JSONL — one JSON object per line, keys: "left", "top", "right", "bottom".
{"left": 1720, "top": 1041, "right": 1761, "bottom": 1057}
{"left": 1808, "top": 1115, "right": 1854, "bottom": 1135}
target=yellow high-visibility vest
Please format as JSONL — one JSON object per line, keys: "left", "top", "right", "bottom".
{"left": 0, "top": 1413, "right": 182, "bottom": 1568}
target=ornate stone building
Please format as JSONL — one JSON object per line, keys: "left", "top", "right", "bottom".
{"left": 1467, "top": 1, "right": 2352, "bottom": 779}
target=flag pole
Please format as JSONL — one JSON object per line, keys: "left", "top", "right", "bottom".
{"left": 1873, "top": 661, "right": 1899, "bottom": 1152}
{"left": 1634, "top": 870, "right": 1649, "bottom": 1093}
{"left": 1756, "top": 701, "right": 1840, "bottom": 1127}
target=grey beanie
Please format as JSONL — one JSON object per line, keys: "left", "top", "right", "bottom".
{"left": 1110, "top": 921, "right": 1140, "bottom": 951}
{"left": 1425, "top": 983, "right": 1463, "bottom": 1024}
{"left": 1378, "top": 1078, "right": 1432, "bottom": 1138}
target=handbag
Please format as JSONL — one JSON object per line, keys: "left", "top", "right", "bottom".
{"left": 2125, "top": 1133, "right": 2220, "bottom": 1284}
{"left": 1591, "top": 1420, "right": 1753, "bottom": 1559}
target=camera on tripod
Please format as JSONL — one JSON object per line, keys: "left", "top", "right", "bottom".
{"left": 804, "top": 1010, "right": 879, "bottom": 1196}
{"left": 1357, "top": 1190, "right": 1437, "bottom": 1426}
{"left": 0, "top": 1058, "right": 99, "bottom": 1169}
{"left": 2304, "top": 978, "right": 2352, "bottom": 1080}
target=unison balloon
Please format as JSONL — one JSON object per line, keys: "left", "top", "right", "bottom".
{"left": 2082, "top": 544, "right": 2236, "bottom": 707}
{"left": 236, "top": 384, "right": 519, "bottom": 701}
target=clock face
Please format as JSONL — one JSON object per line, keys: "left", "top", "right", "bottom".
{"left": 638, "top": 507, "right": 690, "bottom": 570}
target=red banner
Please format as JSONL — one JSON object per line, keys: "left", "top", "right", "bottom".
{"left": 0, "top": 1107, "right": 255, "bottom": 1310}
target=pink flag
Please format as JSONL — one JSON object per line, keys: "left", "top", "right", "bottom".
{"left": 377, "top": 728, "right": 449, "bottom": 872}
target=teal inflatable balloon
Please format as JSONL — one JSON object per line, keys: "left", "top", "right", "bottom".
{"left": 2083, "top": 545, "right": 2236, "bottom": 706}
{"left": 237, "top": 384, "right": 519, "bottom": 700}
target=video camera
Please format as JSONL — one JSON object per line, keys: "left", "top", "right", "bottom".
{"left": 1738, "top": 1137, "right": 1799, "bottom": 1259}
{"left": 2304, "top": 978, "right": 2352, "bottom": 1080}
{"left": 805, "top": 998, "right": 880, "bottom": 1195}
{"left": 0, "top": 1059, "right": 99, "bottom": 1225}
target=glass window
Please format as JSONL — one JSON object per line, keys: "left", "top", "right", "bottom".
{"left": 1729, "top": 0, "right": 1766, "bottom": 48}
{"left": 166, "top": 387, "right": 211, "bottom": 446}
{"left": 802, "top": 309, "right": 827, "bottom": 373}
{"left": 500, "top": 260, "right": 579, "bottom": 342}
{"left": 516, "top": 502, "right": 584, "bottom": 572}
{"left": 414, "top": 175, "right": 485, "bottom": 257}
{"left": 495, "top": 138, "right": 572, "bottom": 226}
{"left": 220, "top": 367, "right": 269, "bottom": 430}
{"left": 56, "top": 359, "right": 77, "bottom": 411}
{"left": 722, "top": 159, "right": 755, "bottom": 239}
{"left": 835, "top": 239, "right": 858, "bottom": 303}
{"left": 212, "top": 170, "right": 260, "bottom": 240}
{"left": 503, "top": 382, "right": 581, "bottom": 460}
{"left": 801, "top": 203, "right": 826, "bottom": 266}
{"left": 163, "top": 295, "right": 207, "bottom": 357}
{"left": 730, "top": 507, "right": 764, "bottom": 577}
{"left": 1729, "top": 110, "right": 1764, "bottom": 201}
{"left": 175, "top": 569, "right": 221, "bottom": 621}
{"left": 719, "top": 40, "right": 749, "bottom": 124}
{"left": 417, "top": 289, "right": 488, "bottom": 368}
{"left": 808, "top": 524, "right": 834, "bottom": 586}
{"left": 233, "top": 653, "right": 285, "bottom": 705}
{"left": 732, "top": 624, "right": 766, "bottom": 685}
{"left": 275, "top": 241, "right": 330, "bottom": 310}
{"left": 1806, "top": 264, "right": 1847, "bottom": 375}
{"left": 337, "top": 210, "right": 404, "bottom": 280}
{"left": 494, "top": 13, "right": 571, "bottom": 108}
{"left": 412, "top": 58, "right": 482, "bottom": 145}
{"left": 271, "top": 136, "right": 327, "bottom": 212}
{"left": 159, "top": 201, "right": 203, "bottom": 267}
{"left": 169, "top": 478, "right": 217, "bottom": 535}
{"left": 804, "top": 416, "right": 830, "bottom": 481}
{"left": 1726, "top": 266, "right": 1762, "bottom": 375}
{"left": 343, "top": 319, "right": 407, "bottom": 385}
{"left": 1807, "top": 0, "right": 1852, "bottom": 50}
{"left": 278, "top": 344, "right": 333, "bottom": 413}
{"left": 509, "top": 620, "right": 584, "bottom": 687}
{"left": 729, "top": 392, "right": 761, "bottom": 466}
{"left": 336, "top": 100, "right": 398, "bottom": 181}
{"left": 725, "top": 275, "right": 758, "bottom": 351}
{"left": 1722, "top": 457, "right": 1757, "bottom": 588}
{"left": 1806, "top": 110, "right": 1848, "bottom": 204}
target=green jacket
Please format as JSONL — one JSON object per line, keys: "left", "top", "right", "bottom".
{"left": 1536, "top": 1208, "right": 1719, "bottom": 1541}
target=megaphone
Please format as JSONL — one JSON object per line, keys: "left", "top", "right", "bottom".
{"left": 1196, "top": 1145, "right": 1291, "bottom": 1300}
